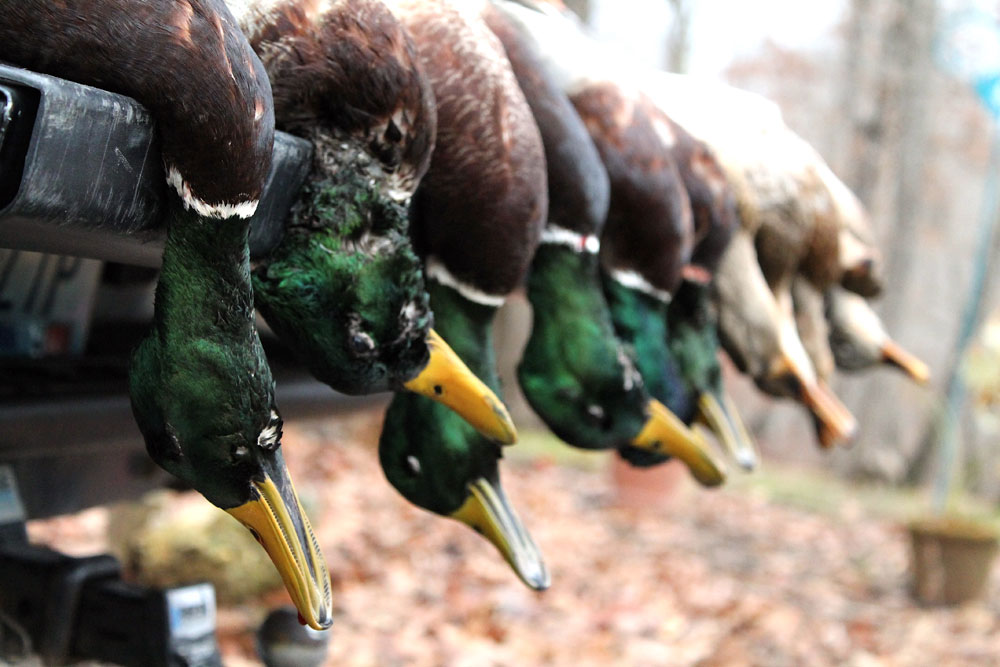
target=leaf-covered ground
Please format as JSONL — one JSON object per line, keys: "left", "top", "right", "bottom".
{"left": 28, "top": 407, "right": 1000, "bottom": 666}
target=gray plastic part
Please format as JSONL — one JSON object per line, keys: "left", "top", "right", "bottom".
{"left": 0, "top": 63, "right": 313, "bottom": 267}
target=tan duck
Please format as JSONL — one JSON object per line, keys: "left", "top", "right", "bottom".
{"left": 825, "top": 287, "right": 930, "bottom": 384}
{"left": 645, "top": 73, "right": 860, "bottom": 447}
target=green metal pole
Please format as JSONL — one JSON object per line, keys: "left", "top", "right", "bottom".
{"left": 932, "top": 123, "right": 1000, "bottom": 512}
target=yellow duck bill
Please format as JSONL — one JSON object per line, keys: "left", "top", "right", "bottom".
{"left": 631, "top": 399, "right": 726, "bottom": 486}
{"left": 227, "top": 469, "right": 333, "bottom": 631}
{"left": 450, "top": 477, "right": 550, "bottom": 591}
{"left": 404, "top": 329, "right": 518, "bottom": 445}
{"left": 697, "top": 391, "right": 758, "bottom": 472}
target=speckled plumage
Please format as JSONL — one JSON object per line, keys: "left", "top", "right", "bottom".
{"left": 397, "top": 0, "right": 547, "bottom": 297}
{"left": 233, "top": 0, "right": 436, "bottom": 199}
{"left": 663, "top": 117, "right": 737, "bottom": 277}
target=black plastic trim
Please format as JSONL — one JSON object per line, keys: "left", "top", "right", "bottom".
{"left": 0, "top": 63, "right": 313, "bottom": 267}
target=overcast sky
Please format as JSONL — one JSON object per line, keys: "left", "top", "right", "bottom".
{"left": 587, "top": 0, "right": 848, "bottom": 77}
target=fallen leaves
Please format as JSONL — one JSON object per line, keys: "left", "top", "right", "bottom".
{"left": 26, "top": 406, "right": 1000, "bottom": 666}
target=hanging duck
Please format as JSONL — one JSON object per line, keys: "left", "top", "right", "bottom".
{"left": 646, "top": 74, "right": 859, "bottom": 448}
{"left": 484, "top": 2, "right": 724, "bottom": 483}
{"left": 492, "top": 0, "right": 726, "bottom": 481}
{"left": 380, "top": 0, "right": 550, "bottom": 589}
{"left": 227, "top": 0, "right": 517, "bottom": 445}
{"left": 0, "top": 1, "right": 332, "bottom": 629}
{"left": 826, "top": 287, "right": 930, "bottom": 384}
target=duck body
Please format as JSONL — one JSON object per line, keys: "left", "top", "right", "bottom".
{"left": 379, "top": 0, "right": 550, "bottom": 589}
{"left": 490, "top": 1, "right": 723, "bottom": 484}
{"left": 0, "top": 0, "right": 333, "bottom": 628}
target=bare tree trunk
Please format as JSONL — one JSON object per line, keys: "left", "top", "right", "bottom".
{"left": 664, "top": 0, "right": 693, "bottom": 73}
{"left": 835, "top": 0, "right": 879, "bottom": 200}
{"left": 832, "top": 0, "right": 938, "bottom": 481}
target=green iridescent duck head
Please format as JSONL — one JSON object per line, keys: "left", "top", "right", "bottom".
{"left": 252, "top": 171, "right": 516, "bottom": 444}
{"left": 519, "top": 243, "right": 716, "bottom": 473}
{"left": 131, "top": 208, "right": 332, "bottom": 630}
{"left": 380, "top": 281, "right": 549, "bottom": 590}
{"left": 667, "top": 279, "right": 758, "bottom": 471}
{"left": 601, "top": 271, "right": 726, "bottom": 484}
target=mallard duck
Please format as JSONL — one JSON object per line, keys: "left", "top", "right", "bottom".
{"left": 491, "top": 0, "right": 724, "bottom": 482}
{"left": 826, "top": 287, "right": 930, "bottom": 383}
{"left": 227, "top": 0, "right": 517, "bottom": 445}
{"left": 483, "top": 3, "right": 723, "bottom": 483}
{"left": 380, "top": 0, "right": 549, "bottom": 589}
{"left": 645, "top": 74, "right": 859, "bottom": 448}
{"left": 0, "top": 1, "right": 332, "bottom": 629}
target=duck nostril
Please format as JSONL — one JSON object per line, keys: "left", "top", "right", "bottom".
{"left": 385, "top": 120, "right": 402, "bottom": 143}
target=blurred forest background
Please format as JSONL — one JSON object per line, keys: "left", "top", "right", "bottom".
{"left": 496, "top": 0, "right": 1000, "bottom": 500}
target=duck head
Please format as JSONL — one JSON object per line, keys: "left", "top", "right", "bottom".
{"left": 519, "top": 243, "right": 718, "bottom": 473}
{"left": 380, "top": 280, "right": 549, "bottom": 590}
{"left": 601, "top": 272, "right": 726, "bottom": 485}
{"left": 380, "top": 403, "right": 549, "bottom": 590}
{"left": 233, "top": 0, "right": 512, "bottom": 441}
{"left": 131, "top": 210, "right": 333, "bottom": 631}
{"left": 827, "top": 288, "right": 930, "bottom": 383}
{"left": 252, "top": 169, "right": 516, "bottom": 444}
